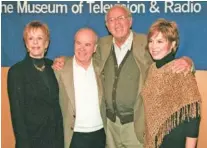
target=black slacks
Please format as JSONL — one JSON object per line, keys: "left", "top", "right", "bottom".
{"left": 70, "top": 128, "right": 106, "bottom": 148}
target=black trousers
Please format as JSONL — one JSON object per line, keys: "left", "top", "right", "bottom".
{"left": 70, "top": 128, "right": 106, "bottom": 148}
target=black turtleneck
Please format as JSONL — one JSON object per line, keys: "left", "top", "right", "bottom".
{"left": 154, "top": 51, "right": 175, "bottom": 68}
{"left": 31, "top": 56, "right": 45, "bottom": 68}
{"left": 30, "top": 56, "right": 50, "bottom": 90}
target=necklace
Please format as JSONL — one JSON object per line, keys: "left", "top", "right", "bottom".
{"left": 34, "top": 64, "right": 45, "bottom": 72}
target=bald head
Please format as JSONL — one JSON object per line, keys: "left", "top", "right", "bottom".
{"left": 75, "top": 28, "right": 98, "bottom": 44}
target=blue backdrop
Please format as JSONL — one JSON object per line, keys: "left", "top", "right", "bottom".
{"left": 2, "top": 1, "right": 207, "bottom": 70}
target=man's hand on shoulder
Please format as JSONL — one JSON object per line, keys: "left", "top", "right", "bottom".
{"left": 171, "top": 56, "right": 193, "bottom": 76}
{"left": 52, "top": 56, "right": 66, "bottom": 71}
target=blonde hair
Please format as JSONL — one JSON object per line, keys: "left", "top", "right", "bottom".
{"left": 23, "top": 21, "right": 50, "bottom": 42}
{"left": 147, "top": 18, "right": 179, "bottom": 52}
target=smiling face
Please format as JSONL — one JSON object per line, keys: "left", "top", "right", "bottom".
{"left": 74, "top": 29, "right": 97, "bottom": 67}
{"left": 23, "top": 21, "right": 50, "bottom": 59}
{"left": 106, "top": 6, "right": 132, "bottom": 44}
{"left": 25, "top": 28, "right": 49, "bottom": 59}
{"left": 148, "top": 32, "right": 175, "bottom": 60}
{"left": 147, "top": 19, "right": 179, "bottom": 60}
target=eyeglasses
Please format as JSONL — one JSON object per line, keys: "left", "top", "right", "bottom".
{"left": 107, "top": 15, "right": 129, "bottom": 24}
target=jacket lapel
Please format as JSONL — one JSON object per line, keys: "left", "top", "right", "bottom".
{"left": 60, "top": 58, "right": 76, "bottom": 114}
{"left": 132, "top": 32, "right": 143, "bottom": 66}
{"left": 93, "top": 59, "right": 103, "bottom": 106}
{"left": 99, "top": 37, "right": 113, "bottom": 74}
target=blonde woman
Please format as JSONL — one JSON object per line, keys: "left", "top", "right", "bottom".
{"left": 7, "top": 21, "right": 64, "bottom": 148}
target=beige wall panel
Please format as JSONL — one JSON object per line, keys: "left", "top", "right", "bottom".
{"left": 1, "top": 67, "right": 15, "bottom": 148}
{"left": 196, "top": 71, "right": 207, "bottom": 148}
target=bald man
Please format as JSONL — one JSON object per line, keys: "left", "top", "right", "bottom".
{"left": 55, "top": 28, "right": 106, "bottom": 148}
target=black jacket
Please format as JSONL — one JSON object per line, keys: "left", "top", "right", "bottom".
{"left": 7, "top": 54, "right": 64, "bottom": 148}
